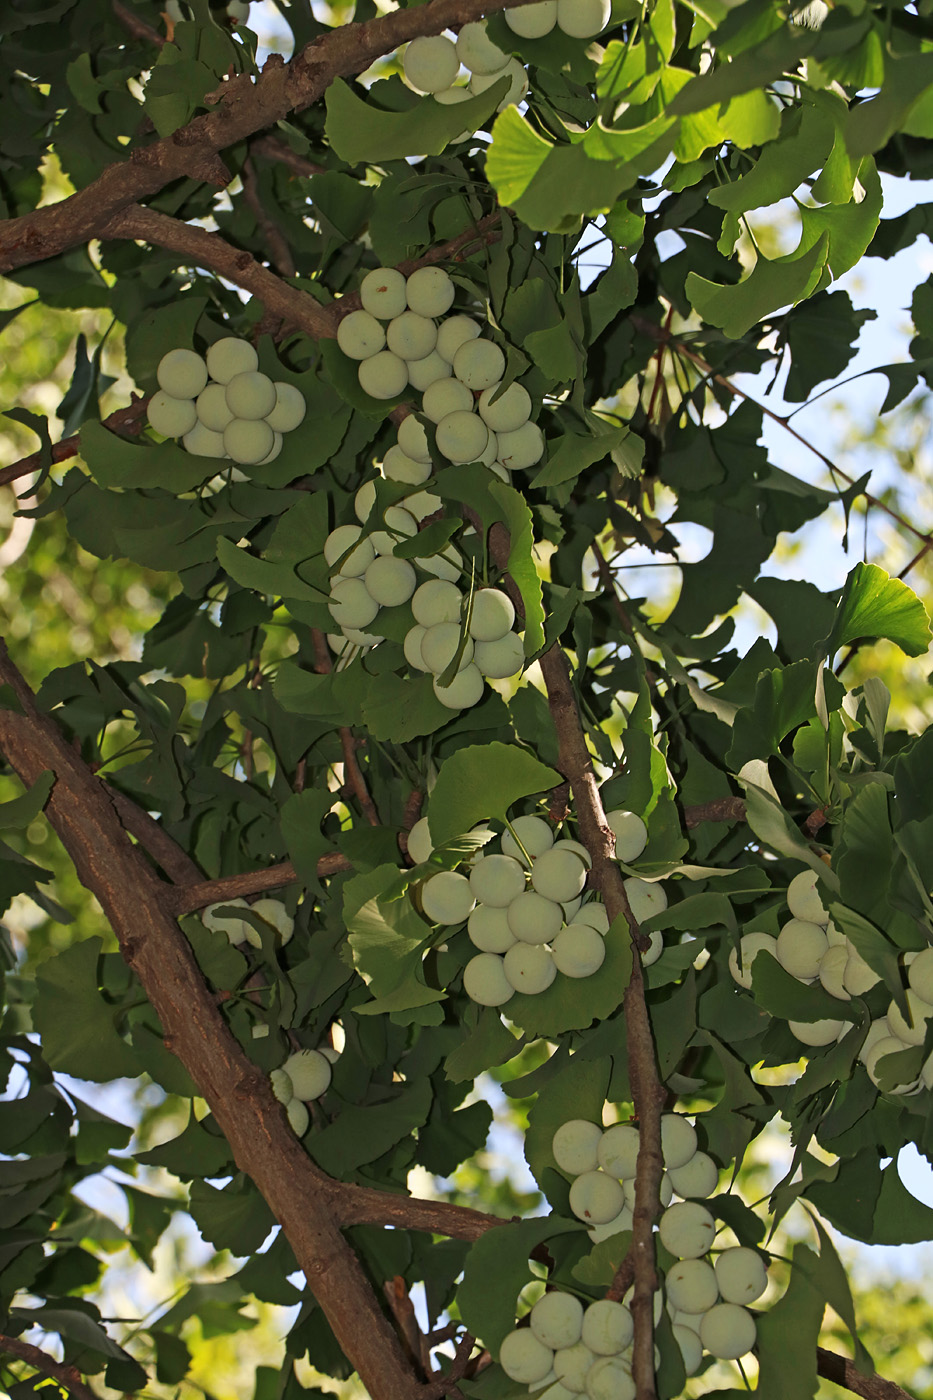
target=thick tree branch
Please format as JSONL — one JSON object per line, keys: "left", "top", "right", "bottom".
{"left": 250, "top": 133, "right": 327, "bottom": 178}
{"left": 169, "top": 855, "right": 352, "bottom": 914}
{"left": 109, "top": 787, "right": 203, "bottom": 883}
{"left": 0, "top": 1333, "right": 103, "bottom": 1400}
{"left": 0, "top": 397, "right": 149, "bottom": 492}
{"left": 683, "top": 796, "right": 746, "bottom": 828}
{"left": 336, "top": 1184, "right": 505, "bottom": 1240}
{"left": 817, "top": 1349, "right": 916, "bottom": 1400}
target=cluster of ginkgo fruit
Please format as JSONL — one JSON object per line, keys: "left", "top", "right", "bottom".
{"left": 522, "top": 1112, "right": 771, "bottom": 1395}
{"left": 148, "top": 339, "right": 306, "bottom": 466}
{"left": 269, "top": 1045, "right": 339, "bottom": 1137}
{"left": 729, "top": 870, "right": 933, "bottom": 1094}
{"left": 407, "top": 810, "right": 667, "bottom": 1007}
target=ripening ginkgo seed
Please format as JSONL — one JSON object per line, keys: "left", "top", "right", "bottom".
{"left": 421, "top": 870, "right": 475, "bottom": 925}
{"left": 434, "top": 663, "right": 484, "bottom": 709}
{"left": 503, "top": 940, "right": 556, "bottom": 994}
{"left": 437, "top": 314, "right": 482, "bottom": 364}
{"left": 359, "top": 350, "right": 408, "bottom": 400}
{"left": 501, "top": 815, "right": 554, "bottom": 863}
{"left": 498, "top": 1328, "right": 554, "bottom": 1384}
{"left": 572, "top": 903, "right": 610, "bottom": 934}
{"left": 469, "top": 854, "right": 527, "bottom": 907}
{"left": 423, "top": 377, "right": 475, "bottom": 423}
{"left": 387, "top": 311, "right": 437, "bottom": 362}
{"left": 148, "top": 390, "right": 197, "bottom": 439}
{"left": 606, "top": 809, "right": 648, "bottom": 863}
{"left": 622, "top": 877, "right": 668, "bottom": 924}
{"left": 407, "top": 350, "right": 452, "bottom": 392}
{"left": 474, "top": 631, "right": 525, "bottom": 679}
{"left": 581, "top": 1299, "right": 633, "bottom": 1357}
{"left": 266, "top": 381, "right": 306, "bottom": 433}
{"left": 909, "top": 947, "right": 933, "bottom": 1003}
{"left": 328, "top": 578, "right": 380, "bottom": 630}
{"left": 789, "top": 1017, "right": 846, "bottom": 1046}
{"left": 453, "top": 338, "right": 506, "bottom": 390}
{"left": 585, "top": 1356, "right": 635, "bottom": 1400}
{"left": 196, "top": 382, "right": 234, "bottom": 432}
{"left": 668, "top": 1150, "right": 719, "bottom": 1199}
{"left": 355, "top": 480, "right": 377, "bottom": 522}
{"left": 673, "top": 1324, "right": 703, "bottom": 1376}
{"left": 787, "top": 868, "right": 828, "bottom": 923}
{"left": 270, "top": 1067, "right": 293, "bottom": 1104}
{"left": 661, "top": 1113, "right": 698, "bottom": 1171}
{"left": 477, "top": 380, "right": 532, "bottom": 433}
{"left": 715, "top": 1247, "right": 768, "bottom": 1305}
{"left": 467, "top": 903, "right": 517, "bottom": 953}
{"left": 203, "top": 897, "right": 253, "bottom": 944}
{"left": 206, "top": 336, "right": 257, "bottom": 383}
{"left": 776, "top": 918, "right": 828, "bottom": 981}
{"left": 338, "top": 310, "right": 387, "bottom": 360}
{"left": 531, "top": 847, "right": 587, "bottom": 903}
{"left": 436, "top": 410, "right": 490, "bottom": 464}
{"left": 406, "top": 816, "right": 433, "bottom": 865}
{"left": 369, "top": 505, "right": 419, "bottom": 556}
{"left": 507, "top": 890, "right": 563, "bottom": 943}
{"left": 728, "top": 931, "right": 777, "bottom": 990}
{"left": 597, "top": 1122, "right": 640, "bottom": 1179}
{"left": 530, "top": 1292, "right": 583, "bottom": 1351}
{"left": 844, "top": 949, "right": 882, "bottom": 996}
{"left": 158, "top": 347, "right": 208, "bottom": 398}
{"left": 699, "top": 1303, "right": 757, "bottom": 1360}
{"left": 505, "top": 1, "right": 557, "bottom": 38}
{"left": 468, "top": 588, "right": 515, "bottom": 643}
{"left": 552, "top": 1118, "right": 603, "bottom": 1175}
{"left": 382, "top": 445, "right": 431, "bottom": 486}
{"left": 456, "top": 21, "right": 509, "bottom": 74}
{"left": 551, "top": 925, "right": 605, "bottom": 979}
{"left": 497, "top": 421, "right": 546, "bottom": 471}
{"left": 286, "top": 1098, "right": 310, "bottom": 1137}
{"left": 463, "top": 951, "right": 514, "bottom": 1006}
{"left": 553, "top": 1341, "right": 597, "bottom": 1393}
{"left": 664, "top": 1258, "right": 719, "bottom": 1314}
{"left": 363, "top": 556, "right": 416, "bottom": 608}
{"left": 413, "top": 579, "right": 463, "bottom": 627}
{"left": 360, "top": 267, "right": 408, "bottom": 320}
{"left": 569, "top": 1170, "right": 626, "bottom": 1224}
{"left": 556, "top": 0, "right": 611, "bottom": 38}
{"left": 250, "top": 898, "right": 294, "bottom": 943}
{"left": 183, "top": 421, "right": 227, "bottom": 458}
{"left": 403, "top": 34, "right": 459, "bottom": 94}
{"left": 406, "top": 267, "right": 456, "bottom": 319}
{"left": 814, "top": 946, "right": 849, "bottom": 998}
{"left": 225, "top": 370, "right": 277, "bottom": 420}
{"left": 224, "top": 418, "right": 274, "bottom": 465}
{"left": 469, "top": 57, "right": 529, "bottom": 110}
{"left": 283, "top": 1048, "right": 332, "bottom": 1100}
{"left": 324, "top": 525, "right": 375, "bottom": 577}
{"left": 397, "top": 415, "right": 433, "bottom": 462}
{"left": 659, "top": 1202, "right": 717, "bottom": 1260}
{"left": 420, "top": 622, "right": 473, "bottom": 675}
{"left": 887, "top": 989, "right": 933, "bottom": 1045}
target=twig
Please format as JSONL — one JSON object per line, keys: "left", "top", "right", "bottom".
{"left": 428, "top": 1328, "right": 479, "bottom": 1398}
{"left": 169, "top": 855, "right": 352, "bottom": 915}
{"left": 683, "top": 796, "right": 746, "bottom": 828}
{"left": 817, "top": 1348, "right": 916, "bottom": 1400}
{"left": 0, "top": 1333, "right": 103, "bottom": 1400}
{"left": 0, "top": 396, "right": 149, "bottom": 492}
{"left": 311, "top": 628, "right": 381, "bottom": 827}
{"left": 384, "top": 1276, "right": 433, "bottom": 1378}
{"left": 241, "top": 156, "right": 297, "bottom": 278}
{"left": 336, "top": 1183, "right": 506, "bottom": 1240}
{"left": 109, "top": 788, "right": 203, "bottom": 883}
{"left": 112, "top": 0, "right": 165, "bottom": 46}
{"left": 250, "top": 133, "right": 327, "bottom": 179}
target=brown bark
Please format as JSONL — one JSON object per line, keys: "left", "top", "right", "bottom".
{"left": 817, "top": 1348, "right": 917, "bottom": 1400}
{"left": 0, "top": 1333, "right": 103, "bottom": 1400}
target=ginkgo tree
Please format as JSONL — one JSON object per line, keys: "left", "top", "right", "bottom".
{"left": 1, "top": 1, "right": 933, "bottom": 1399}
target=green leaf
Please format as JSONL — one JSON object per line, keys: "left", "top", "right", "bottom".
{"left": 457, "top": 1217, "right": 581, "bottom": 1356}
{"left": 524, "top": 1055, "right": 612, "bottom": 1193}
{"left": 426, "top": 741, "right": 561, "bottom": 847}
{"left": 33, "top": 938, "right": 141, "bottom": 1081}
{"left": 532, "top": 425, "right": 634, "bottom": 489}
{"left": 445, "top": 1008, "right": 523, "bottom": 1082}
{"left": 188, "top": 1177, "right": 277, "bottom": 1254}
{"left": 503, "top": 913, "right": 633, "bottom": 1038}
{"left": 488, "top": 482, "right": 546, "bottom": 653}
{"left": 325, "top": 77, "right": 506, "bottom": 164}
{"left": 344, "top": 865, "right": 445, "bottom": 1015}
{"left": 0, "top": 771, "right": 53, "bottom": 829}
{"left": 752, "top": 1244, "right": 823, "bottom": 1400}
{"left": 824, "top": 562, "right": 931, "bottom": 659}
{"left": 308, "top": 1078, "right": 433, "bottom": 1175}
{"left": 687, "top": 232, "right": 830, "bottom": 340}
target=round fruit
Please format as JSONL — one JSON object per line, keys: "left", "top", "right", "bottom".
{"left": 789, "top": 1017, "right": 845, "bottom": 1046}
{"left": 908, "top": 947, "right": 933, "bottom": 1003}
{"left": 421, "top": 871, "right": 475, "bottom": 925}
{"left": 202, "top": 896, "right": 253, "bottom": 943}
{"left": 420, "top": 622, "right": 473, "bottom": 675}
{"left": 569, "top": 1170, "right": 626, "bottom": 1224}
{"left": 699, "top": 1302, "right": 757, "bottom": 1360}
{"left": 205, "top": 337, "right": 258, "bottom": 384}
{"left": 403, "top": 34, "right": 459, "bottom": 94}
{"left": 787, "top": 869, "right": 828, "bottom": 924}
{"left": 387, "top": 310, "right": 438, "bottom": 362}
{"left": 397, "top": 414, "right": 432, "bottom": 462}
{"left": 498, "top": 1328, "right": 554, "bottom": 1385}
{"left": 597, "top": 1122, "right": 640, "bottom": 1179}
{"left": 404, "top": 488, "right": 442, "bottom": 520}
{"left": 406, "top": 266, "right": 456, "bottom": 318}
{"left": 668, "top": 1150, "right": 719, "bottom": 1199}
{"left": 497, "top": 421, "right": 545, "bottom": 470}
{"left": 818, "top": 943, "right": 851, "bottom": 1000}
{"left": 286, "top": 1098, "right": 310, "bottom": 1137}
{"left": 622, "top": 877, "right": 668, "bottom": 923}
{"left": 328, "top": 578, "right": 380, "bottom": 630}
{"left": 196, "top": 381, "right": 235, "bottom": 432}
{"left": 359, "top": 350, "right": 408, "bottom": 399}
{"left": 157, "top": 347, "right": 208, "bottom": 398}
{"left": 531, "top": 847, "right": 587, "bottom": 903}
{"left": 501, "top": 816, "right": 554, "bottom": 863}
{"left": 715, "top": 1247, "right": 768, "bottom": 1305}
{"left": 467, "top": 903, "right": 517, "bottom": 953}
{"left": 457, "top": 20, "right": 509, "bottom": 73}
{"left": 659, "top": 1201, "right": 717, "bottom": 1260}
{"left": 266, "top": 381, "right": 306, "bottom": 433}
{"left": 148, "top": 390, "right": 197, "bottom": 438}
{"left": 505, "top": 1, "right": 557, "bottom": 38}
{"left": 844, "top": 949, "right": 881, "bottom": 995}
{"left": 383, "top": 445, "right": 432, "bottom": 485}
{"left": 470, "top": 853, "right": 527, "bottom": 907}
{"left": 437, "top": 314, "right": 482, "bottom": 363}
{"left": 258, "top": 431, "right": 283, "bottom": 464}
{"left": 552, "top": 1118, "right": 603, "bottom": 1175}
{"left": 363, "top": 556, "right": 416, "bottom": 608}
{"left": 503, "top": 940, "right": 557, "bottom": 994}
{"left": 887, "top": 989, "right": 933, "bottom": 1045}
{"left": 401, "top": 627, "right": 428, "bottom": 674}
{"left": 474, "top": 631, "right": 525, "bottom": 678}
{"left": 250, "top": 898, "right": 294, "bottom": 943}
{"left": 369, "top": 505, "right": 419, "bottom": 555}
{"left": 406, "top": 817, "right": 433, "bottom": 864}
{"left": 463, "top": 952, "right": 514, "bottom": 1006}
{"left": 422, "top": 377, "right": 474, "bottom": 424}
{"left": 478, "top": 380, "right": 532, "bottom": 433}
{"left": 776, "top": 918, "right": 828, "bottom": 981}
{"left": 436, "top": 409, "right": 490, "bottom": 464}
{"left": 324, "top": 524, "right": 376, "bottom": 576}
{"left": 341, "top": 625, "right": 382, "bottom": 647}
{"left": 360, "top": 267, "right": 408, "bottom": 320}
{"left": 673, "top": 1324, "right": 703, "bottom": 1376}
{"left": 225, "top": 370, "right": 276, "bottom": 420}
{"left": 183, "top": 422, "right": 227, "bottom": 457}
{"left": 468, "top": 588, "right": 515, "bottom": 642}
{"left": 665, "top": 1258, "right": 719, "bottom": 1314}
{"left": 661, "top": 1114, "right": 697, "bottom": 1170}
{"left": 469, "top": 57, "right": 529, "bottom": 110}
{"left": 412, "top": 579, "right": 462, "bottom": 627}
{"left": 507, "top": 890, "right": 563, "bottom": 943}
{"left": 453, "top": 338, "right": 506, "bottom": 390}
{"left": 355, "top": 479, "right": 377, "bottom": 521}
{"left": 581, "top": 1299, "right": 633, "bottom": 1356}
{"left": 338, "top": 309, "right": 387, "bottom": 360}
{"left": 530, "top": 1292, "right": 584, "bottom": 1351}
{"left": 283, "top": 1048, "right": 332, "bottom": 1100}
{"left": 556, "top": 0, "right": 611, "bottom": 37}
{"left": 224, "top": 418, "right": 274, "bottom": 465}
{"left": 269, "top": 1067, "right": 293, "bottom": 1104}
{"left": 553, "top": 1340, "right": 596, "bottom": 1392}
{"left": 606, "top": 809, "right": 648, "bottom": 862}
{"left": 864, "top": 1034, "right": 912, "bottom": 1086}
{"left": 434, "top": 664, "right": 484, "bottom": 709}
{"left": 552, "top": 926, "right": 605, "bottom": 979}
{"left": 585, "top": 1356, "right": 635, "bottom": 1400}
{"left": 728, "top": 932, "right": 778, "bottom": 990}
{"left": 572, "top": 903, "right": 610, "bottom": 934}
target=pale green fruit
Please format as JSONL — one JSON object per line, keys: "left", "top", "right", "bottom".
{"left": 422, "top": 870, "right": 475, "bottom": 924}
{"left": 659, "top": 1202, "right": 716, "bottom": 1260}
{"left": 436, "top": 409, "right": 489, "bottom": 463}
{"left": 158, "top": 347, "right": 208, "bottom": 398}
{"left": 556, "top": 0, "right": 611, "bottom": 37}
{"left": 597, "top": 1122, "right": 640, "bottom": 1179}
{"left": 474, "top": 631, "right": 525, "bottom": 678}
{"left": 531, "top": 847, "right": 587, "bottom": 903}
{"left": 818, "top": 943, "right": 851, "bottom": 1000}
{"left": 206, "top": 336, "right": 257, "bottom": 384}
{"left": 776, "top": 917, "right": 827, "bottom": 981}
{"left": 196, "top": 382, "right": 235, "bottom": 432}
{"left": 555, "top": 838, "right": 592, "bottom": 869}
{"left": 789, "top": 1017, "right": 845, "bottom": 1046}
{"left": 673, "top": 1325, "right": 703, "bottom": 1376}
{"left": 420, "top": 621, "right": 473, "bottom": 675}
{"left": 467, "top": 588, "right": 515, "bottom": 643}
{"left": 530, "top": 1292, "right": 584, "bottom": 1351}
{"left": 203, "top": 896, "right": 253, "bottom": 944}
{"left": 469, "top": 57, "right": 528, "bottom": 110}
{"left": 406, "top": 350, "right": 451, "bottom": 392}
{"left": 403, "top": 34, "right": 459, "bottom": 93}
{"left": 266, "top": 381, "right": 306, "bottom": 433}
{"left": 728, "top": 932, "right": 778, "bottom": 990}
{"left": 355, "top": 479, "right": 378, "bottom": 521}
{"left": 404, "top": 489, "right": 443, "bottom": 520}
{"left": 826, "top": 920, "right": 848, "bottom": 947}
{"left": 359, "top": 350, "right": 408, "bottom": 399}
{"left": 437, "top": 313, "right": 481, "bottom": 363}
{"left": 585, "top": 1356, "right": 634, "bottom": 1400}
{"left": 668, "top": 1151, "right": 719, "bottom": 1199}
{"left": 552, "top": 926, "right": 605, "bottom": 979}
{"left": 223, "top": 418, "right": 274, "bottom": 465}
{"left": 225, "top": 370, "right": 277, "bottom": 420}
{"left": 406, "top": 266, "right": 456, "bottom": 318}
{"left": 404, "top": 625, "right": 431, "bottom": 672}
{"left": 478, "top": 380, "right": 532, "bottom": 433}
{"left": 387, "top": 310, "right": 437, "bottom": 362}
{"left": 250, "top": 897, "right": 294, "bottom": 943}
{"left": 412, "top": 579, "right": 462, "bottom": 626}
{"left": 909, "top": 947, "right": 933, "bottom": 1002}
{"left": 856, "top": 1017, "right": 894, "bottom": 1066}
{"left": 581, "top": 1299, "right": 633, "bottom": 1356}
{"left": 866, "top": 1033, "right": 912, "bottom": 1085}
{"left": 416, "top": 547, "right": 461, "bottom": 582}
{"left": 364, "top": 556, "right": 416, "bottom": 607}
{"left": 397, "top": 414, "right": 432, "bottom": 462}
{"left": 337, "top": 309, "right": 386, "bottom": 359}
{"left": 787, "top": 868, "right": 828, "bottom": 923}
{"left": 423, "top": 377, "right": 474, "bottom": 423}
{"left": 434, "top": 662, "right": 484, "bottom": 709}
{"left": 508, "top": 890, "right": 563, "bottom": 943}
{"left": 622, "top": 876, "right": 668, "bottom": 923}
{"left": 457, "top": 20, "right": 509, "bottom": 74}
{"left": 503, "top": 940, "right": 556, "bottom": 994}
{"left": 258, "top": 431, "right": 283, "bottom": 465}
{"left": 286, "top": 1098, "right": 310, "bottom": 1136}
{"left": 571, "top": 904, "right": 609, "bottom": 934}
{"left": 505, "top": 1, "right": 557, "bottom": 37}
{"left": 699, "top": 1303, "right": 757, "bottom": 1360}
{"left": 886, "top": 990, "right": 933, "bottom": 1045}
{"left": 328, "top": 578, "right": 380, "bottom": 630}
{"left": 552, "top": 1118, "right": 603, "bottom": 1175}
{"left": 463, "top": 951, "right": 514, "bottom": 1006}
{"left": 369, "top": 505, "right": 419, "bottom": 556}
{"left": 149, "top": 390, "right": 197, "bottom": 438}
{"left": 588, "top": 1205, "right": 633, "bottom": 1244}
{"left": 284, "top": 1048, "right": 332, "bottom": 1100}
{"left": 342, "top": 625, "right": 382, "bottom": 647}
{"left": 469, "top": 854, "right": 527, "bottom": 907}
{"left": 467, "top": 903, "right": 517, "bottom": 953}
{"left": 569, "top": 1170, "right": 626, "bottom": 1224}
{"left": 499, "top": 1328, "right": 554, "bottom": 1384}
{"left": 183, "top": 421, "right": 227, "bottom": 457}
{"left": 406, "top": 816, "right": 433, "bottom": 864}
{"left": 383, "top": 444, "right": 432, "bottom": 484}
{"left": 360, "top": 266, "right": 408, "bottom": 320}
{"left": 844, "top": 948, "right": 881, "bottom": 995}
{"left": 454, "top": 337, "right": 506, "bottom": 390}
{"left": 664, "top": 1258, "right": 719, "bottom": 1313}
{"left": 553, "top": 1341, "right": 596, "bottom": 1393}
{"left": 501, "top": 815, "right": 554, "bottom": 863}
{"left": 606, "top": 809, "right": 648, "bottom": 862}
{"left": 327, "top": 632, "right": 355, "bottom": 657}
{"left": 497, "top": 421, "right": 545, "bottom": 469}
{"left": 661, "top": 1113, "right": 698, "bottom": 1170}
{"left": 324, "top": 524, "right": 376, "bottom": 577}
{"left": 715, "top": 1247, "right": 768, "bottom": 1305}
{"left": 270, "top": 1067, "right": 294, "bottom": 1103}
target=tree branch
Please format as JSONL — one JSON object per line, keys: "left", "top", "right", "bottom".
{"left": 682, "top": 796, "right": 746, "bottom": 828}
{"left": 169, "top": 855, "right": 352, "bottom": 915}
{"left": 817, "top": 1349, "right": 917, "bottom": 1400}
{"left": 250, "top": 133, "right": 327, "bottom": 179}
{"left": 0, "top": 396, "right": 149, "bottom": 492}
{"left": 111, "top": 0, "right": 165, "bottom": 48}
{"left": 336, "top": 1183, "right": 505, "bottom": 1240}
{"left": 311, "top": 628, "right": 381, "bottom": 827}
{"left": 0, "top": 1333, "right": 103, "bottom": 1400}
{"left": 240, "top": 156, "right": 297, "bottom": 278}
